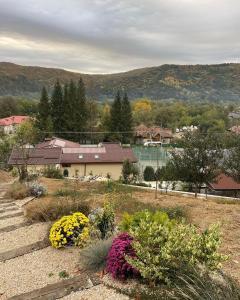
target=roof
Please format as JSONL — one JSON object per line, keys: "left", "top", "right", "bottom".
{"left": 0, "top": 116, "right": 30, "bottom": 126}
{"left": 8, "top": 148, "right": 62, "bottom": 165}
{"left": 61, "top": 143, "right": 137, "bottom": 164}
{"left": 9, "top": 143, "right": 138, "bottom": 165}
{"left": 209, "top": 173, "right": 240, "bottom": 191}
{"left": 135, "top": 125, "right": 173, "bottom": 139}
{"left": 36, "top": 137, "right": 81, "bottom": 149}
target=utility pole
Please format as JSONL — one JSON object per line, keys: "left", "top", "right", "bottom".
{"left": 155, "top": 143, "right": 160, "bottom": 199}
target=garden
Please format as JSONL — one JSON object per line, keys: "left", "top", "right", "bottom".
{"left": 3, "top": 173, "right": 238, "bottom": 300}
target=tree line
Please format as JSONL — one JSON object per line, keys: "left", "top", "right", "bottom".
{"left": 36, "top": 79, "right": 133, "bottom": 143}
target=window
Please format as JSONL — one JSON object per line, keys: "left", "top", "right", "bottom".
{"left": 94, "top": 154, "right": 99, "bottom": 159}
{"left": 79, "top": 154, "right": 83, "bottom": 159}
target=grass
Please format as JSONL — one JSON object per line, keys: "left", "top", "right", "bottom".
{"left": 80, "top": 237, "right": 113, "bottom": 272}
{"left": 24, "top": 196, "right": 90, "bottom": 222}
{"left": 6, "top": 181, "right": 29, "bottom": 200}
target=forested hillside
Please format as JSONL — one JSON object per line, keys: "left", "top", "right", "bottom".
{"left": 0, "top": 62, "right": 240, "bottom": 101}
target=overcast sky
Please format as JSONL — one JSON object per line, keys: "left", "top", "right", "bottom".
{"left": 0, "top": 0, "right": 239, "bottom": 74}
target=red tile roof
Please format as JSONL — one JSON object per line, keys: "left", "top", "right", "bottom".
{"left": 36, "top": 137, "right": 81, "bottom": 149}
{"left": 209, "top": 173, "right": 240, "bottom": 190}
{"left": 0, "top": 116, "right": 30, "bottom": 126}
{"left": 9, "top": 143, "right": 137, "bottom": 165}
{"left": 135, "top": 124, "right": 173, "bottom": 139}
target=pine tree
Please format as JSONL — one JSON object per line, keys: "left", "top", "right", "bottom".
{"left": 51, "top": 80, "right": 64, "bottom": 135}
{"left": 110, "top": 90, "right": 122, "bottom": 141}
{"left": 76, "top": 78, "right": 87, "bottom": 141}
{"left": 121, "top": 92, "right": 133, "bottom": 143}
{"left": 36, "top": 86, "right": 52, "bottom": 138}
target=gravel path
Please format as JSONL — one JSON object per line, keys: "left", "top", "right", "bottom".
{"left": 0, "top": 216, "right": 25, "bottom": 229}
{"left": 0, "top": 222, "right": 50, "bottom": 253}
{"left": 60, "top": 284, "right": 130, "bottom": 300}
{"left": 0, "top": 247, "right": 80, "bottom": 299}
{"left": 0, "top": 209, "right": 22, "bottom": 218}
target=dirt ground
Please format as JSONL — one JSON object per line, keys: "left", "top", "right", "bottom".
{"left": 40, "top": 178, "right": 240, "bottom": 282}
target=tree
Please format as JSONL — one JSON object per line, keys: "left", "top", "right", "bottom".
{"left": 75, "top": 78, "right": 88, "bottom": 139}
{"left": 51, "top": 80, "right": 65, "bottom": 135}
{"left": 122, "top": 159, "right": 139, "bottom": 184}
{"left": 110, "top": 91, "right": 122, "bottom": 140}
{"left": 132, "top": 98, "right": 153, "bottom": 125}
{"left": 225, "top": 137, "right": 240, "bottom": 182}
{"left": 143, "top": 166, "right": 155, "bottom": 181}
{"left": 36, "top": 87, "right": 52, "bottom": 137}
{"left": 121, "top": 92, "right": 133, "bottom": 143}
{"left": 167, "top": 131, "right": 223, "bottom": 197}
{"left": 0, "top": 134, "right": 14, "bottom": 169}
{"left": 13, "top": 120, "right": 38, "bottom": 181}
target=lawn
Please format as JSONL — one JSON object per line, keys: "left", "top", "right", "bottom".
{"left": 27, "top": 177, "right": 240, "bottom": 283}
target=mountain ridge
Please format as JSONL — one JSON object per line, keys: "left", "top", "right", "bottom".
{"left": 0, "top": 62, "right": 240, "bottom": 101}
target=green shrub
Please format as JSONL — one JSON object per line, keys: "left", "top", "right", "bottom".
{"left": 120, "top": 209, "right": 187, "bottom": 232}
{"left": 80, "top": 237, "right": 113, "bottom": 272}
{"left": 88, "top": 201, "right": 115, "bottom": 239}
{"left": 43, "top": 167, "right": 63, "bottom": 179}
{"left": 54, "top": 188, "right": 82, "bottom": 198}
{"left": 126, "top": 212, "right": 227, "bottom": 284}
{"left": 143, "top": 166, "right": 155, "bottom": 181}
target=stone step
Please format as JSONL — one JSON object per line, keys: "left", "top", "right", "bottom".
{"left": 8, "top": 274, "right": 100, "bottom": 300}
{"left": 0, "top": 211, "right": 23, "bottom": 220}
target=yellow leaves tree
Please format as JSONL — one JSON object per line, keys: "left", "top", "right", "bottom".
{"left": 132, "top": 98, "right": 153, "bottom": 125}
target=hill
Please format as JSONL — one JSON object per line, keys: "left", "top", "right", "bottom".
{"left": 0, "top": 62, "right": 240, "bottom": 101}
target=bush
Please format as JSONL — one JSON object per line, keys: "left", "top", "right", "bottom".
{"left": 106, "top": 233, "right": 140, "bottom": 280}
{"left": 88, "top": 201, "right": 115, "bottom": 239}
{"left": 80, "top": 237, "right": 113, "bottom": 272}
{"left": 49, "top": 212, "right": 89, "bottom": 248}
{"left": 120, "top": 209, "right": 181, "bottom": 232}
{"left": 25, "top": 197, "right": 90, "bottom": 222}
{"left": 126, "top": 212, "right": 227, "bottom": 284}
{"left": 143, "top": 166, "right": 155, "bottom": 181}
{"left": 6, "top": 181, "right": 29, "bottom": 199}
{"left": 54, "top": 188, "right": 82, "bottom": 198}
{"left": 28, "top": 182, "right": 47, "bottom": 197}
{"left": 43, "top": 167, "right": 63, "bottom": 179}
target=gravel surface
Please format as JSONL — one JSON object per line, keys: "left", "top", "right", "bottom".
{"left": 0, "top": 216, "right": 24, "bottom": 229}
{"left": 0, "top": 223, "right": 50, "bottom": 253}
{"left": 15, "top": 197, "right": 35, "bottom": 207}
{"left": 0, "top": 247, "right": 80, "bottom": 299}
{"left": 60, "top": 284, "right": 130, "bottom": 300}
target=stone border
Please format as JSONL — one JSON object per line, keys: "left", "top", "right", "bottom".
{"left": 0, "top": 211, "right": 23, "bottom": 220}
{"left": 0, "top": 239, "right": 49, "bottom": 262}
{"left": 8, "top": 273, "right": 101, "bottom": 300}
{"left": 0, "top": 222, "right": 30, "bottom": 233}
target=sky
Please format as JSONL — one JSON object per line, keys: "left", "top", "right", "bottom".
{"left": 0, "top": 0, "right": 239, "bottom": 74}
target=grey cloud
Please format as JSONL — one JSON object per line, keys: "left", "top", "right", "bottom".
{"left": 0, "top": 0, "right": 239, "bottom": 73}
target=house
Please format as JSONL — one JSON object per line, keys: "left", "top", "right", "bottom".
{"left": 36, "top": 137, "right": 82, "bottom": 149}
{"left": 8, "top": 142, "right": 137, "bottom": 180}
{"left": 229, "top": 125, "right": 240, "bottom": 135}
{"left": 0, "top": 116, "right": 30, "bottom": 134}
{"left": 208, "top": 173, "right": 240, "bottom": 198}
{"left": 134, "top": 125, "right": 173, "bottom": 144}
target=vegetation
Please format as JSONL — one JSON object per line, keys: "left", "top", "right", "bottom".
{"left": 24, "top": 195, "right": 90, "bottom": 222}
{"left": 6, "top": 181, "right": 29, "bottom": 199}
{"left": 1, "top": 62, "right": 240, "bottom": 102}
{"left": 106, "top": 233, "right": 140, "bottom": 280}
{"left": 143, "top": 166, "right": 155, "bottom": 181}
{"left": 80, "top": 237, "right": 113, "bottom": 272}
{"left": 167, "top": 131, "right": 223, "bottom": 196}
{"left": 88, "top": 202, "right": 115, "bottom": 239}
{"left": 126, "top": 211, "right": 226, "bottom": 284}
{"left": 121, "top": 159, "right": 139, "bottom": 184}
{"left": 42, "top": 167, "right": 63, "bottom": 179}
{"left": 49, "top": 212, "right": 89, "bottom": 248}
